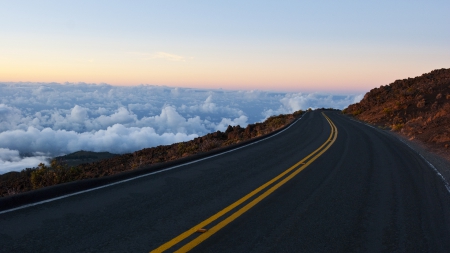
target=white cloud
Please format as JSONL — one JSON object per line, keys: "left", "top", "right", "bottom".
{"left": 69, "top": 105, "right": 89, "bottom": 123}
{"left": 0, "top": 104, "right": 25, "bottom": 132}
{"left": 214, "top": 115, "right": 249, "bottom": 132}
{"left": 153, "top": 52, "right": 186, "bottom": 62}
{"left": 0, "top": 125, "right": 197, "bottom": 158}
{"left": 352, "top": 94, "right": 364, "bottom": 103}
{"left": 137, "top": 106, "right": 209, "bottom": 135}
{"left": 179, "top": 95, "right": 243, "bottom": 117}
{"left": 0, "top": 82, "right": 361, "bottom": 173}
{"left": 262, "top": 93, "right": 363, "bottom": 119}
{"left": 0, "top": 148, "right": 49, "bottom": 173}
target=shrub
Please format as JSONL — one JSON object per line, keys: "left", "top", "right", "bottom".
{"left": 417, "top": 99, "right": 426, "bottom": 108}
{"left": 30, "top": 160, "right": 82, "bottom": 189}
{"left": 292, "top": 110, "right": 303, "bottom": 117}
{"left": 200, "top": 139, "right": 220, "bottom": 151}
{"left": 352, "top": 109, "right": 363, "bottom": 116}
{"left": 30, "top": 163, "right": 55, "bottom": 189}
{"left": 391, "top": 123, "right": 404, "bottom": 131}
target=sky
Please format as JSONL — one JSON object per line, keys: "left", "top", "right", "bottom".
{"left": 1, "top": 1, "right": 449, "bottom": 92}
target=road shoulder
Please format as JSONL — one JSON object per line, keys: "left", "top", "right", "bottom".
{"left": 386, "top": 130, "right": 450, "bottom": 186}
{"left": 344, "top": 113, "right": 450, "bottom": 189}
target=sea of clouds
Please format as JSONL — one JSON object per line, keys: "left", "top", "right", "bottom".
{"left": 0, "top": 82, "right": 362, "bottom": 173}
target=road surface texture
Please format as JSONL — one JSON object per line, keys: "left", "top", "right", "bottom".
{"left": 1, "top": 111, "right": 449, "bottom": 252}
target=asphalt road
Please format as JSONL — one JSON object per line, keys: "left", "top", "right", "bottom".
{"left": 1, "top": 111, "right": 450, "bottom": 252}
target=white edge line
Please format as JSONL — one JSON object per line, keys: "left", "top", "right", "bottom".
{"left": 348, "top": 117, "right": 450, "bottom": 194}
{"left": 0, "top": 113, "right": 307, "bottom": 215}
{"left": 398, "top": 139, "right": 450, "bottom": 194}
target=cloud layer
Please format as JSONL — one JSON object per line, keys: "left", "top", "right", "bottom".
{"left": 0, "top": 82, "right": 362, "bottom": 173}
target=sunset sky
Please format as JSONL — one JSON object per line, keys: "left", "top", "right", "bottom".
{"left": 1, "top": 1, "right": 449, "bottom": 92}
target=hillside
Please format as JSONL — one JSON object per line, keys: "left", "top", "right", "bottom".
{"left": 345, "top": 68, "right": 450, "bottom": 152}
{"left": 0, "top": 110, "right": 303, "bottom": 197}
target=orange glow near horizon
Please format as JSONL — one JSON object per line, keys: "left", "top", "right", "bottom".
{"left": 1, "top": 43, "right": 447, "bottom": 93}
{"left": 0, "top": 63, "right": 439, "bottom": 93}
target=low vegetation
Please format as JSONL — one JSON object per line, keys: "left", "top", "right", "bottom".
{"left": 0, "top": 110, "right": 303, "bottom": 197}
{"left": 344, "top": 68, "right": 450, "bottom": 151}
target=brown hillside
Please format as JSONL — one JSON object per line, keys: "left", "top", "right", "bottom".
{"left": 345, "top": 68, "right": 450, "bottom": 152}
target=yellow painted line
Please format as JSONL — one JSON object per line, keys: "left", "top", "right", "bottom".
{"left": 151, "top": 113, "right": 337, "bottom": 253}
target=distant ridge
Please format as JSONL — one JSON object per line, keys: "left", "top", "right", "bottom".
{"left": 344, "top": 68, "right": 450, "bottom": 152}
{"left": 54, "top": 150, "right": 118, "bottom": 167}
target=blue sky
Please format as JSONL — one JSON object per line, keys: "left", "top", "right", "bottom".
{"left": 1, "top": 1, "right": 449, "bottom": 91}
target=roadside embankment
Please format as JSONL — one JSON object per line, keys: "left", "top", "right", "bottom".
{"left": 0, "top": 110, "right": 304, "bottom": 210}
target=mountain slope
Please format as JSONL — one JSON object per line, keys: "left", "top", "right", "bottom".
{"left": 345, "top": 68, "right": 450, "bottom": 152}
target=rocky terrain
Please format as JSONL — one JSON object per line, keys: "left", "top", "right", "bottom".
{"left": 345, "top": 68, "right": 450, "bottom": 154}
{"left": 0, "top": 110, "right": 303, "bottom": 197}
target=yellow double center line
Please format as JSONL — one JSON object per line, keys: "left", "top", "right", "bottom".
{"left": 151, "top": 113, "right": 338, "bottom": 252}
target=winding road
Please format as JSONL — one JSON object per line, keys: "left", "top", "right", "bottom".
{"left": 1, "top": 111, "right": 449, "bottom": 252}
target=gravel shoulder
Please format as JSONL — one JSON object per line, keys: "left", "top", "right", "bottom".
{"left": 385, "top": 130, "right": 450, "bottom": 189}
{"left": 346, "top": 115, "right": 450, "bottom": 190}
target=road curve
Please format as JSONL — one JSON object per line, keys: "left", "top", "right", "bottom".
{"left": 1, "top": 111, "right": 449, "bottom": 252}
